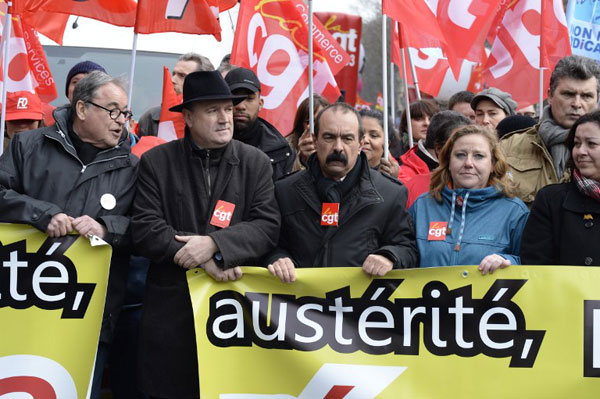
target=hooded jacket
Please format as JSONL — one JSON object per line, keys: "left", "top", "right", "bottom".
{"left": 409, "top": 185, "right": 529, "bottom": 267}
{"left": 397, "top": 141, "right": 437, "bottom": 183}
{"left": 0, "top": 105, "right": 138, "bottom": 342}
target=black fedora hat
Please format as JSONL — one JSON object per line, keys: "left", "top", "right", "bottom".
{"left": 169, "top": 70, "right": 247, "bottom": 112}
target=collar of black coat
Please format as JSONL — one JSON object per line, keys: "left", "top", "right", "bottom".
{"left": 182, "top": 131, "right": 237, "bottom": 165}
{"left": 307, "top": 151, "right": 366, "bottom": 203}
{"left": 46, "top": 105, "right": 131, "bottom": 159}
{"left": 234, "top": 117, "right": 289, "bottom": 153}
{"left": 563, "top": 180, "right": 600, "bottom": 214}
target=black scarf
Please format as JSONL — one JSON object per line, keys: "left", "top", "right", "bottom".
{"left": 307, "top": 153, "right": 363, "bottom": 203}
{"left": 68, "top": 117, "right": 102, "bottom": 165}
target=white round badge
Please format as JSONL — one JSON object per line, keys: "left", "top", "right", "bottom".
{"left": 100, "top": 193, "right": 117, "bottom": 210}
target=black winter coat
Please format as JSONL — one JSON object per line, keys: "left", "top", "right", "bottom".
{"left": 521, "top": 181, "right": 600, "bottom": 266}
{"left": 0, "top": 105, "right": 138, "bottom": 342}
{"left": 131, "top": 137, "right": 280, "bottom": 398}
{"left": 266, "top": 154, "right": 418, "bottom": 268}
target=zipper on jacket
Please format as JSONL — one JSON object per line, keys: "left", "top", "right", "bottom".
{"left": 204, "top": 150, "right": 212, "bottom": 198}
{"left": 46, "top": 130, "right": 128, "bottom": 174}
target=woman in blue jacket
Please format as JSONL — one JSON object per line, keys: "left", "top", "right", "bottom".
{"left": 409, "top": 125, "right": 529, "bottom": 273}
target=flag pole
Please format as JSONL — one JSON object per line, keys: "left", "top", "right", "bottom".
{"left": 308, "top": 0, "right": 314, "bottom": 135}
{"left": 538, "top": 67, "right": 544, "bottom": 116}
{"left": 0, "top": 3, "right": 13, "bottom": 155}
{"left": 382, "top": 15, "right": 389, "bottom": 158}
{"left": 127, "top": 32, "right": 138, "bottom": 114}
{"left": 390, "top": 61, "right": 395, "bottom": 128}
{"left": 538, "top": 0, "right": 545, "bottom": 116}
{"left": 407, "top": 48, "right": 422, "bottom": 101}
{"left": 400, "top": 47, "right": 413, "bottom": 149}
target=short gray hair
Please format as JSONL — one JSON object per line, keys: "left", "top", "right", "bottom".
{"left": 550, "top": 55, "right": 600, "bottom": 97}
{"left": 178, "top": 52, "right": 214, "bottom": 72}
{"left": 71, "top": 71, "right": 127, "bottom": 114}
{"left": 315, "top": 102, "right": 364, "bottom": 140}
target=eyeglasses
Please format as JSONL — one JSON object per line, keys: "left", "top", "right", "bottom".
{"left": 86, "top": 101, "right": 133, "bottom": 121}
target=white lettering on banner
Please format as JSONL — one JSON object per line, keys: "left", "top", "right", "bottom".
{"left": 448, "top": 0, "right": 477, "bottom": 29}
{"left": 584, "top": 300, "right": 600, "bottom": 377}
{"left": 213, "top": 209, "right": 232, "bottom": 223}
{"left": 165, "top": 0, "right": 189, "bottom": 19}
{"left": 594, "top": 308, "right": 600, "bottom": 368}
{"left": 503, "top": 0, "right": 540, "bottom": 69}
{"left": 331, "top": 29, "right": 358, "bottom": 52}
{"left": 553, "top": 0, "right": 567, "bottom": 27}
{"left": 248, "top": 12, "right": 267, "bottom": 67}
{"left": 0, "top": 355, "right": 77, "bottom": 399}
{"left": 298, "top": 58, "right": 338, "bottom": 106}
{"left": 220, "top": 364, "right": 406, "bottom": 399}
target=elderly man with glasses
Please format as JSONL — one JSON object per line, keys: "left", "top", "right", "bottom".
{"left": 0, "top": 70, "right": 138, "bottom": 397}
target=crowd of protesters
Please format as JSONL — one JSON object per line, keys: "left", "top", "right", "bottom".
{"left": 1, "top": 52, "right": 599, "bottom": 398}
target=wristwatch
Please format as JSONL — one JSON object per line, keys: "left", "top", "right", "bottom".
{"left": 212, "top": 251, "right": 224, "bottom": 268}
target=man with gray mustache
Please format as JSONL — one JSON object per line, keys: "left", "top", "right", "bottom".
{"left": 265, "top": 103, "right": 418, "bottom": 283}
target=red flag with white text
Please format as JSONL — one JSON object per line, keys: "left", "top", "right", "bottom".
{"left": 135, "top": 0, "right": 221, "bottom": 40}
{"left": 231, "top": 0, "right": 349, "bottom": 136}
{"left": 0, "top": 11, "right": 57, "bottom": 102}
{"left": 41, "top": 0, "right": 137, "bottom": 27}
{"left": 314, "top": 12, "right": 361, "bottom": 106}
{"left": 157, "top": 66, "right": 185, "bottom": 142}
{"left": 483, "top": 0, "right": 571, "bottom": 107}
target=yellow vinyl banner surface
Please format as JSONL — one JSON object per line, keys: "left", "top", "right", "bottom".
{"left": 0, "top": 224, "right": 112, "bottom": 399}
{"left": 188, "top": 266, "right": 600, "bottom": 398}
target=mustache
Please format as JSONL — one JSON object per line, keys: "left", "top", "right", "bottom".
{"left": 326, "top": 151, "right": 348, "bottom": 165}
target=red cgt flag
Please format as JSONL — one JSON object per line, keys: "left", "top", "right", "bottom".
{"left": 157, "top": 66, "right": 185, "bottom": 142}
{"left": 218, "top": 0, "right": 237, "bottom": 12}
{"left": 231, "top": 0, "right": 349, "bottom": 136}
{"left": 41, "top": 0, "right": 137, "bottom": 27}
{"left": 135, "top": 0, "right": 221, "bottom": 40}
{"left": 483, "top": 0, "right": 571, "bottom": 108}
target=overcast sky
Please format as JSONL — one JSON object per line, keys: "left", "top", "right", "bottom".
{"left": 39, "top": 2, "right": 373, "bottom": 67}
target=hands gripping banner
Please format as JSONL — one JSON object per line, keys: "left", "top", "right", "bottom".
{"left": 0, "top": 224, "right": 112, "bottom": 399}
{"left": 231, "top": 0, "right": 350, "bottom": 136}
{"left": 189, "top": 266, "right": 600, "bottom": 397}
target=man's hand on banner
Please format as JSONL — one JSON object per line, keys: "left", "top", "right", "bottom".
{"left": 362, "top": 254, "right": 393, "bottom": 277}
{"left": 72, "top": 215, "right": 107, "bottom": 239}
{"left": 202, "top": 259, "right": 242, "bottom": 282}
{"left": 174, "top": 235, "right": 218, "bottom": 269}
{"left": 268, "top": 257, "right": 297, "bottom": 283}
{"left": 478, "top": 254, "right": 511, "bottom": 275}
{"left": 46, "top": 213, "right": 74, "bottom": 237}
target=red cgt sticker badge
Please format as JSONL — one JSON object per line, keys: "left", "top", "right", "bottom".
{"left": 428, "top": 221, "right": 448, "bottom": 240}
{"left": 210, "top": 200, "right": 235, "bottom": 228}
{"left": 321, "top": 203, "right": 339, "bottom": 226}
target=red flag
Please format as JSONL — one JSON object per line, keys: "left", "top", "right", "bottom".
{"left": 135, "top": 0, "right": 221, "bottom": 40}
{"left": 41, "top": 0, "right": 137, "bottom": 27}
{"left": 354, "top": 94, "right": 371, "bottom": 111}
{"left": 231, "top": 0, "right": 349, "bottom": 136}
{"left": 218, "top": 0, "right": 237, "bottom": 12}
{"left": 157, "top": 66, "right": 185, "bottom": 142}
{"left": 0, "top": 11, "right": 57, "bottom": 102}
{"left": 21, "top": 21, "right": 57, "bottom": 103}
{"left": 382, "top": 0, "right": 446, "bottom": 47}
{"left": 435, "top": 0, "right": 502, "bottom": 64}
{"left": 391, "top": 23, "right": 447, "bottom": 97}
{"left": 7, "top": 0, "right": 69, "bottom": 45}
{"left": 314, "top": 12, "right": 362, "bottom": 106}
{"left": 483, "top": 0, "right": 571, "bottom": 107}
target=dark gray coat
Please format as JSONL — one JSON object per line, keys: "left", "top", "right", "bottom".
{"left": 0, "top": 105, "right": 138, "bottom": 342}
{"left": 266, "top": 154, "right": 418, "bottom": 268}
{"left": 131, "top": 136, "right": 280, "bottom": 398}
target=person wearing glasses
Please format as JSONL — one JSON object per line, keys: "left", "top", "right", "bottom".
{"left": 0, "top": 70, "right": 138, "bottom": 398}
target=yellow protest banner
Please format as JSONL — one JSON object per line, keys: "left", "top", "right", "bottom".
{"left": 188, "top": 265, "right": 600, "bottom": 398}
{"left": 0, "top": 224, "right": 112, "bottom": 399}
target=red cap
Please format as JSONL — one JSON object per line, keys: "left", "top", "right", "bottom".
{"left": 5, "top": 91, "right": 43, "bottom": 121}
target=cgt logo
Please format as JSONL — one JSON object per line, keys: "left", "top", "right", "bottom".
{"left": 0, "top": 355, "right": 77, "bottom": 399}
{"left": 220, "top": 363, "right": 406, "bottom": 399}
{"left": 427, "top": 221, "right": 448, "bottom": 241}
{"left": 321, "top": 203, "right": 339, "bottom": 227}
{"left": 210, "top": 200, "right": 236, "bottom": 228}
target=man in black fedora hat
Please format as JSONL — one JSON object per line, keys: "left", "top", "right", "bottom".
{"left": 225, "top": 67, "right": 295, "bottom": 180}
{"left": 131, "top": 70, "right": 281, "bottom": 398}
